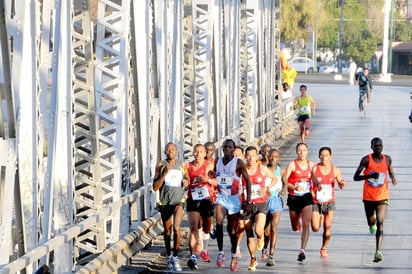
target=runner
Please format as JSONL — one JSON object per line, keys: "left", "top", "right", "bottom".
{"left": 243, "top": 146, "right": 278, "bottom": 271}
{"left": 152, "top": 142, "right": 190, "bottom": 272}
{"left": 262, "top": 148, "right": 286, "bottom": 266}
{"left": 282, "top": 143, "right": 315, "bottom": 263}
{"left": 293, "top": 85, "right": 316, "bottom": 143}
{"left": 311, "top": 147, "right": 345, "bottom": 258}
{"left": 211, "top": 139, "right": 252, "bottom": 272}
{"left": 353, "top": 137, "right": 397, "bottom": 263}
{"left": 186, "top": 144, "right": 216, "bottom": 269}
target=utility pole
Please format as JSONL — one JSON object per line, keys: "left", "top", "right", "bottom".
{"left": 388, "top": 0, "right": 395, "bottom": 73}
{"left": 335, "top": 0, "right": 345, "bottom": 80}
{"left": 381, "top": 0, "right": 392, "bottom": 82}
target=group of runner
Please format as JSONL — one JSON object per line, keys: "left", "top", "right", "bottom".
{"left": 153, "top": 137, "right": 397, "bottom": 272}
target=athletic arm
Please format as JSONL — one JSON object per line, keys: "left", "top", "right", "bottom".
{"left": 282, "top": 161, "right": 296, "bottom": 191}
{"left": 353, "top": 155, "right": 376, "bottom": 181}
{"left": 238, "top": 160, "right": 252, "bottom": 202}
{"left": 334, "top": 165, "right": 346, "bottom": 189}
{"left": 262, "top": 165, "right": 278, "bottom": 191}
{"left": 153, "top": 161, "right": 166, "bottom": 191}
{"left": 386, "top": 155, "right": 397, "bottom": 186}
{"left": 310, "top": 96, "right": 316, "bottom": 115}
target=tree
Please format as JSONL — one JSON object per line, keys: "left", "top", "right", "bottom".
{"left": 280, "top": 0, "right": 399, "bottom": 66}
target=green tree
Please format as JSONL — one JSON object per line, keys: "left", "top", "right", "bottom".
{"left": 281, "top": 0, "right": 393, "bottom": 66}
{"left": 393, "top": 16, "right": 412, "bottom": 41}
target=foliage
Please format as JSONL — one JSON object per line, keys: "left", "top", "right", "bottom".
{"left": 393, "top": 17, "right": 412, "bottom": 41}
{"left": 280, "top": 0, "right": 412, "bottom": 65}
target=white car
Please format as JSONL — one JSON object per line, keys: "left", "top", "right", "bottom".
{"left": 288, "top": 57, "right": 315, "bottom": 73}
{"left": 319, "top": 62, "right": 349, "bottom": 74}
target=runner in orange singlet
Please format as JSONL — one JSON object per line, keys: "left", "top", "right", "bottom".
{"left": 353, "top": 137, "right": 397, "bottom": 263}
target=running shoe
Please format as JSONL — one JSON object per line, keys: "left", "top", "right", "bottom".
{"left": 167, "top": 255, "right": 174, "bottom": 270}
{"left": 261, "top": 248, "right": 268, "bottom": 260}
{"left": 172, "top": 256, "right": 182, "bottom": 272}
{"left": 266, "top": 255, "right": 276, "bottom": 267}
{"left": 369, "top": 224, "right": 377, "bottom": 235}
{"left": 216, "top": 253, "right": 225, "bottom": 268}
{"left": 256, "top": 237, "right": 264, "bottom": 251}
{"left": 200, "top": 250, "right": 211, "bottom": 262}
{"left": 187, "top": 256, "right": 199, "bottom": 270}
{"left": 297, "top": 251, "right": 305, "bottom": 263}
{"left": 229, "top": 257, "right": 239, "bottom": 272}
{"left": 373, "top": 250, "right": 383, "bottom": 263}
{"left": 320, "top": 248, "right": 328, "bottom": 257}
{"left": 248, "top": 257, "right": 258, "bottom": 271}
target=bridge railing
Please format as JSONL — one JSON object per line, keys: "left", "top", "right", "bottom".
{"left": 0, "top": 185, "right": 157, "bottom": 274}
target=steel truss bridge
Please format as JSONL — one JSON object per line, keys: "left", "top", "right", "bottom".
{"left": 0, "top": 0, "right": 288, "bottom": 273}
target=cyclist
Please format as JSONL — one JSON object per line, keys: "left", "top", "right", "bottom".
{"left": 355, "top": 68, "right": 373, "bottom": 112}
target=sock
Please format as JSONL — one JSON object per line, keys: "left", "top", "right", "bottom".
{"left": 203, "top": 233, "right": 210, "bottom": 250}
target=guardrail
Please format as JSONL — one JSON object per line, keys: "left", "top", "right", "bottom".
{"left": 0, "top": 185, "right": 155, "bottom": 274}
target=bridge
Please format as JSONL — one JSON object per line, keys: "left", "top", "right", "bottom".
{"left": 0, "top": 0, "right": 292, "bottom": 273}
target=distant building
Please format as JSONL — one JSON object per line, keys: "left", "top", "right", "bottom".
{"left": 390, "top": 42, "right": 412, "bottom": 75}
{"left": 377, "top": 42, "right": 412, "bottom": 75}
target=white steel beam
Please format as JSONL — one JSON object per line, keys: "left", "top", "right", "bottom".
{"left": 8, "top": 0, "right": 40, "bottom": 271}
{"left": 131, "top": 0, "right": 158, "bottom": 188}
{"left": 41, "top": 0, "right": 74, "bottom": 271}
{"left": 183, "top": 0, "right": 214, "bottom": 157}
{"left": 0, "top": 0, "right": 17, "bottom": 266}
{"left": 73, "top": 0, "right": 131, "bottom": 262}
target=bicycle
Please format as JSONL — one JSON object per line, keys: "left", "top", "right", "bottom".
{"left": 359, "top": 89, "right": 368, "bottom": 116}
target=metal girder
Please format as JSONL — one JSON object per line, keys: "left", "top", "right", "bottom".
{"left": 72, "top": 0, "right": 131, "bottom": 262}
{"left": 182, "top": 0, "right": 214, "bottom": 158}
{"left": 131, "top": 0, "right": 157, "bottom": 188}
{"left": 7, "top": 0, "right": 40, "bottom": 272}
{"left": 0, "top": 0, "right": 17, "bottom": 266}
{"left": 153, "top": 0, "right": 184, "bottom": 153}
{"left": 71, "top": 0, "right": 103, "bottom": 262}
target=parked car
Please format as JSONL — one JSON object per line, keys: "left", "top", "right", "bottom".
{"left": 288, "top": 57, "right": 316, "bottom": 73}
{"left": 319, "top": 61, "right": 349, "bottom": 74}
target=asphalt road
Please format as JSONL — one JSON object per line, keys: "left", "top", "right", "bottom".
{"left": 123, "top": 80, "right": 412, "bottom": 274}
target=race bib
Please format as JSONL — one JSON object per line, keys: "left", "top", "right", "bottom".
{"left": 264, "top": 177, "right": 272, "bottom": 187}
{"left": 217, "top": 175, "right": 233, "bottom": 196}
{"left": 368, "top": 172, "right": 386, "bottom": 187}
{"left": 250, "top": 184, "right": 264, "bottom": 201}
{"left": 294, "top": 181, "right": 310, "bottom": 196}
{"left": 164, "top": 169, "right": 183, "bottom": 187}
{"left": 300, "top": 106, "right": 310, "bottom": 113}
{"left": 316, "top": 184, "right": 333, "bottom": 203}
{"left": 191, "top": 185, "right": 210, "bottom": 200}
{"left": 266, "top": 177, "right": 281, "bottom": 197}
